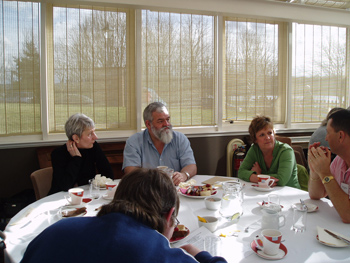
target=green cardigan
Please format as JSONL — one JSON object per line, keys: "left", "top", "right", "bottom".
{"left": 238, "top": 140, "right": 300, "bottom": 189}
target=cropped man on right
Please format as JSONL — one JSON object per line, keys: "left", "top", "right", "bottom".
{"left": 308, "top": 109, "right": 350, "bottom": 223}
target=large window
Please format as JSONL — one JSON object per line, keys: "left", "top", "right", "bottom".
{"left": 48, "top": 4, "right": 135, "bottom": 133}
{"left": 291, "top": 23, "right": 347, "bottom": 123}
{"left": 224, "top": 18, "right": 283, "bottom": 123}
{"left": 0, "top": 1, "right": 40, "bottom": 135}
{"left": 0, "top": 1, "right": 349, "bottom": 141}
{"left": 142, "top": 10, "right": 215, "bottom": 127}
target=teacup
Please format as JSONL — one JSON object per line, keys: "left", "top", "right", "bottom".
{"left": 65, "top": 188, "right": 84, "bottom": 205}
{"left": 198, "top": 216, "right": 218, "bottom": 232}
{"left": 257, "top": 175, "right": 274, "bottom": 188}
{"left": 105, "top": 183, "right": 118, "bottom": 198}
{"left": 157, "top": 166, "right": 168, "bottom": 171}
{"left": 254, "top": 229, "right": 282, "bottom": 256}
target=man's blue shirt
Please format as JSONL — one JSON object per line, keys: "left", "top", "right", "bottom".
{"left": 122, "top": 129, "right": 196, "bottom": 172}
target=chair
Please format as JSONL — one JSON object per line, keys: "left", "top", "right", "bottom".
{"left": 292, "top": 145, "right": 308, "bottom": 170}
{"left": 276, "top": 135, "right": 308, "bottom": 170}
{"left": 226, "top": 138, "right": 244, "bottom": 177}
{"left": 30, "top": 167, "right": 53, "bottom": 200}
{"left": 297, "top": 164, "right": 309, "bottom": 191}
{"left": 275, "top": 135, "right": 292, "bottom": 146}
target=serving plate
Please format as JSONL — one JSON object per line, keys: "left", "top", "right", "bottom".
{"left": 170, "top": 226, "right": 190, "bottom": 243}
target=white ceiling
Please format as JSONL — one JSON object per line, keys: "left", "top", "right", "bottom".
{"left": 269, "top": 0, "right": 350, "bottom": 10}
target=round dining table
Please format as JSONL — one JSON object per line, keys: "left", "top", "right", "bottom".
{"left": 3, "top": 175, "right": 350, "bottom": 263}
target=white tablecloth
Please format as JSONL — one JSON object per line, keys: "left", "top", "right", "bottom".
{"left": 4, "top": 175, "right": 350, "bottom": 262}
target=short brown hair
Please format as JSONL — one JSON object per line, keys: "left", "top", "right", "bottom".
{"left": 249, "top": 115, "right": 274, "bottom": 142}
{"left": 97, "top": 168, "right": 179, "bottom": 234}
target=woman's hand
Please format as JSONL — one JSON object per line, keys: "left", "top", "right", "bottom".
{"left": 66, "top": 140, "right": 82, "bottom": 157}
{"left": 251, "top": 162, "right": 261, "bottom": 175}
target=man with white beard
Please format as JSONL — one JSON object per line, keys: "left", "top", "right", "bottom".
{"left": 122, "top": 102, "right": 197, "bottom": 185}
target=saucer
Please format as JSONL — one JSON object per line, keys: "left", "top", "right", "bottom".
{"left": 251, "top": 239, "right": 287, "bottom": 260}
{"left": 292, "top": 202, "right": 318, "bottom": 213}
{"left": 60, "top": 207, "right": 87, "bottom": 218}
{"left": 257, "top": 202, "right": 283, "bottom": 209}
{"left": 82, "top": 198, "right": 92, "bottom": 204}
{"left": 252, "top": 185, "right": 274, "bottom": 192}
{"left": 102, "top": 194, "right": 113, "bottom": 200}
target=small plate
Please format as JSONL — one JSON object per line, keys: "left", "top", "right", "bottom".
{"left": 257, "top": 202, "right": 283, "bottom": 209}
{"left": 60, "top": 207, "right": 87, "bottom": 218}
{"left": 170, "top": 226, "right": 190, "bottom": 243}
{"left": 178, "top": 191, "right": 217, "bottom": 199}
{"left": 292, "top": 203, "right": 318, "bottom": 213}
{"left": 102, "top": 194, "right": 113, "bottom": 200}
{"left": 82, "top": 198, "right": 92, "bottom": 204}
{"left": 252, "top": 185, "right": 274, "bottom": 192}
{"left": 316, "top": 235, "right": 350, "bottom": 248}
{"left": 251, "top": 239, "right": 287, "bottom": 260}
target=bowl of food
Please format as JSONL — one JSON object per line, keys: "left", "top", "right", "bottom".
{"left": 204, "top": 196, "right": 221, "bottom": 211}
{"left": 198, "top": 216, "right": 218, "bottom": 232}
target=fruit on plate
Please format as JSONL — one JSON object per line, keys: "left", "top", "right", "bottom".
{"left": 181, "top": 184, "right": 216, "bottom": 196}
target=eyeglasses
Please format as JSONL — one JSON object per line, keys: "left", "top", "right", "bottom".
{"left": 174, "top": 217, "right": 180, "bottom": 228}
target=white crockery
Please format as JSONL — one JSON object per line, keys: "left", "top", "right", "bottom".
{"left": 198, "top": 216, "right": 218, "bottom": 232}
{"left": 204, "top": 197, "right": 221, "bottom": 210}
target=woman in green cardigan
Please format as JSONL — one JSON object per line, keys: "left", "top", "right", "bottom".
{"left": 238, "top": 116, "right": 300, "bottom": 189}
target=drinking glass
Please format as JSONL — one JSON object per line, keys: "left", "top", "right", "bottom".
{"left": 292, "top": 205, "right": 307, "bottom": 232}
{"left": 89, "top": 179, "right": 100, "bottom": 199}
{"left": 267, "top": 194, "right": 281, "bottom": 212}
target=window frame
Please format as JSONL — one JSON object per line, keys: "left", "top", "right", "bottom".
{"left": 0, "top": 1, "right": 349, "bottom": 148}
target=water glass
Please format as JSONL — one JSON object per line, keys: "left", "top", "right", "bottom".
{"left": 292, "top": 205, "right": 307, "bottom": 232}
{"left": 89, "top": 179, "right": 100, "bottom": 199}
{"left": 267, "top": 194, "right": 281, "bottom": 212}
{"left": 165, "top": 168, "right": 174, "bottom": 178}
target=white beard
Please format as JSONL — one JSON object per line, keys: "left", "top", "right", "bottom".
{"left": 151, "top": 124, "right": 173, "bottom": 144}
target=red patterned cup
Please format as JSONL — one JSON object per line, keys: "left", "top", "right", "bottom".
{"left": 254, "top": 229, "right": 282, "bottom": 255}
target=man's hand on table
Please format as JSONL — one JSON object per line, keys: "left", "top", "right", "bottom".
{"left": 172, "top": 172, "right": 188, "bottom": 186}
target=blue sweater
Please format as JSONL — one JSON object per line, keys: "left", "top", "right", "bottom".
{"left": 20, "top": 213, "right": 227, "bottom": 263}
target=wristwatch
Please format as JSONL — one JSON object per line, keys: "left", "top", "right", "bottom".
{"left": 184, "top": 172, "right": 190, "bottom": 180}
{"left": 322, "top": 176, "right": 334, "bottom": 184}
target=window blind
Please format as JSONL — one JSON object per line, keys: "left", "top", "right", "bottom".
{"left": 141, "top": 10, "right": 215, "bottom": 127}
{"left": 291, "top": 23, "right": 347, "bottom": 123}
{"left": 0, "top": 1, "right": 40, "bottom": 135}
{"left": 48, "top": 4, "right": 135, "bottom": 133}
{"left": 224, "top": 18, "right": 283, "bottom": 123}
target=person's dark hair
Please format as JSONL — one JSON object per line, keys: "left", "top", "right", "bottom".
{"left": 143, "top": 102, "right": 167, "bottom": 125}
{"left": 97, "top": 168, "right": 179, "bottom": 234}
{"left": 249, "top": 115, "right": 274, "bottom": 142}
{"left": 327, "top": 109, "right": 350, "bottom": 136}
{"left": 321, "top": 107, "right": 343, "bottom": 126}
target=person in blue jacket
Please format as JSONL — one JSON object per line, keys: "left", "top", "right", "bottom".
{"left": 20, "top": 168, "right": 227, "bottom": 263}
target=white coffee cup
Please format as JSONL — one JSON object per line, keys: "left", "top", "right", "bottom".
{"left": 65, "top": 188, "right": 84, "bottom": 205}
{"left": 254, "top": 229, "right": 282, "bottom": 256}
{"left": 157, "top": 166, "right": 168, "bottom": 171}
{"left": 105, "top": 183, "right": 118, "bottom": 198}
{"left": 257, "top": 174, "right": 274, "bottom": 188}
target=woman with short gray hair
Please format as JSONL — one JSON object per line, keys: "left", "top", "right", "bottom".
{"left": 49, "top": 113, "right": 113, "bottom": 194}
